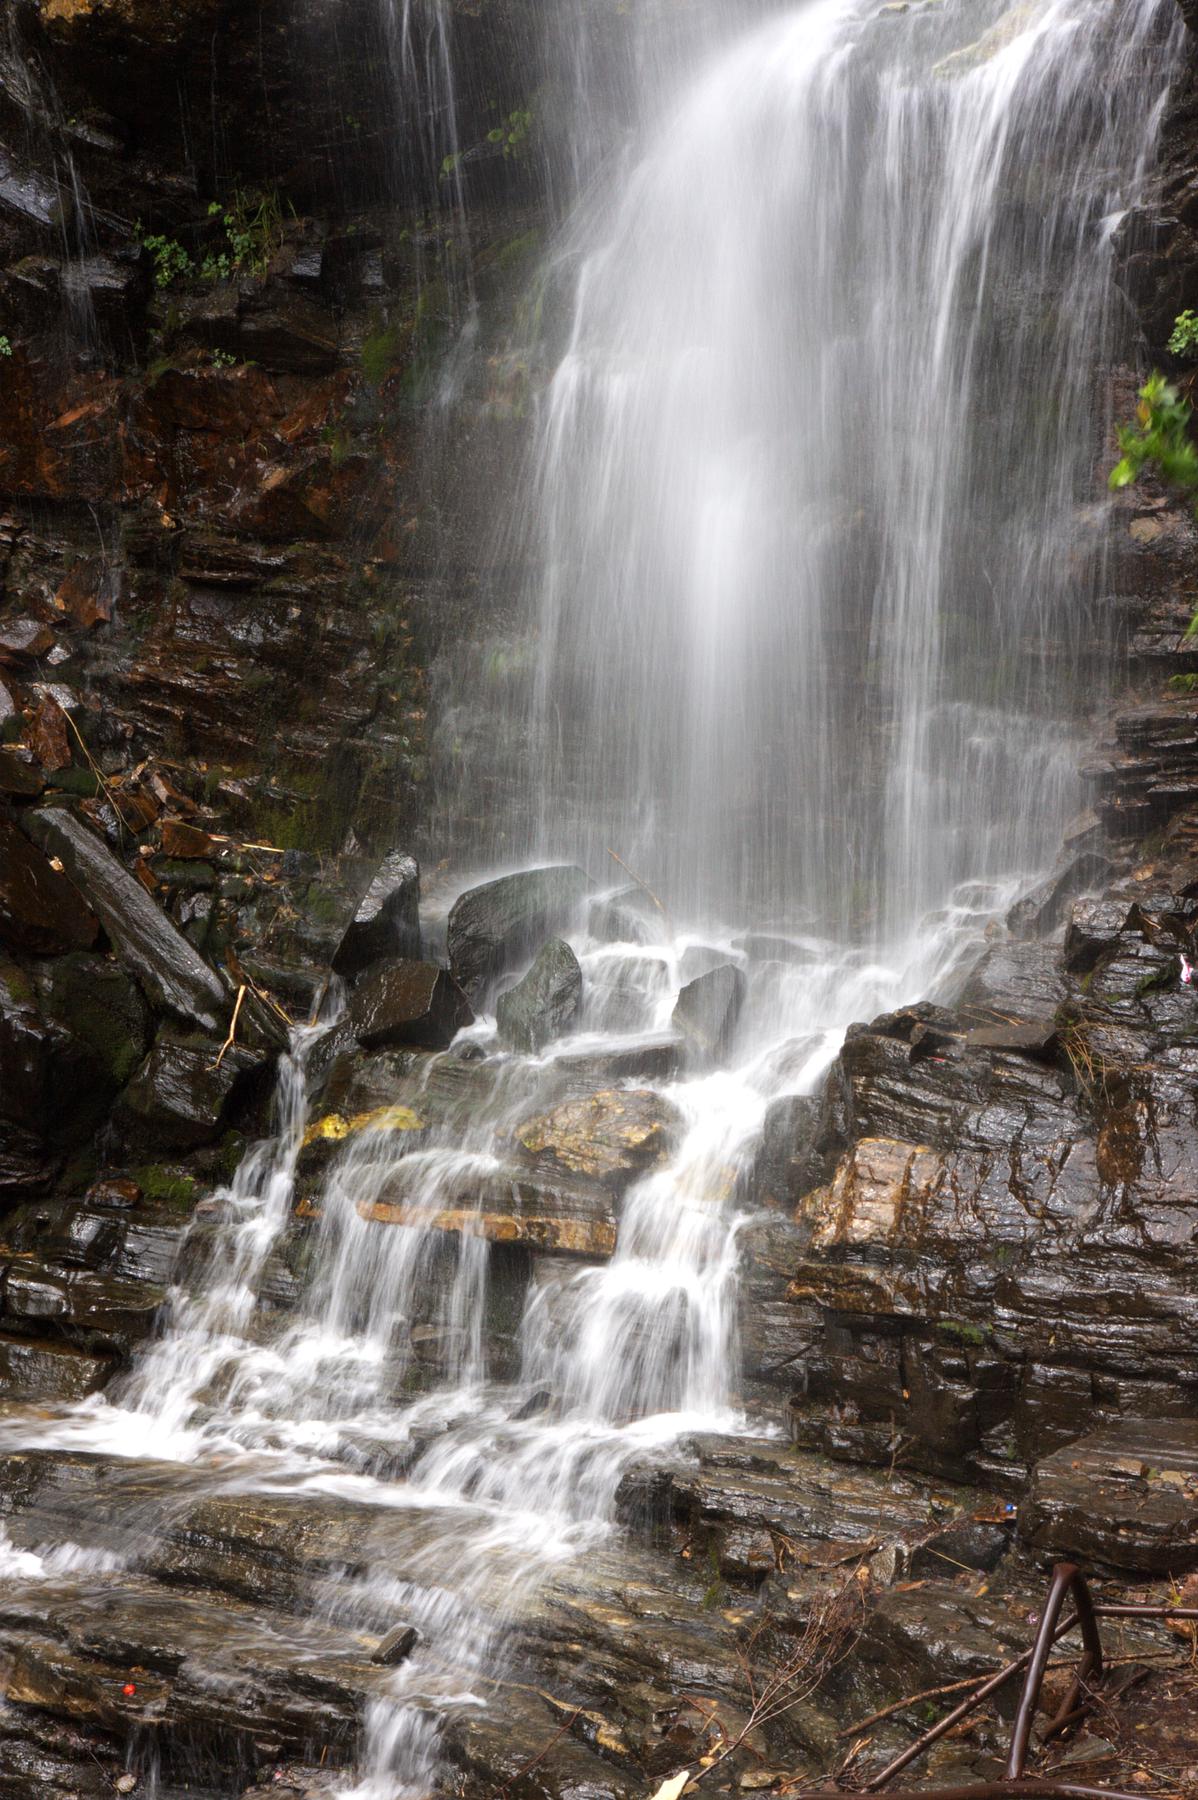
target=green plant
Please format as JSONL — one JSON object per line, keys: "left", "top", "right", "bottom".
{"left": 486, "top": 107, "right": 533, "bottom": 158}
{"left": 202, "top": 188, "right": 287, "bottom": 281}
{"left": 138, "top": 229, "right": 194, "bottom": 289}
{"left": 0, "top": 335, "right": 11, "bottom": 357}
{"left": 209, "top": 348, "right": 238, "bottom": 369}
{"left": 1110, "top": 373, "right": 1198, "bottom": 642}
{"left": 1168, "top": 672, "right": 1198, "bottom": 694}
{"left": 1110, "top": 372, "right": 1198, "bottom": 495}
{"left": 1168, "top": 309, "right": 1198, "bottom": 361}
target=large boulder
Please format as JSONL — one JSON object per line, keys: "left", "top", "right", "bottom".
{"left": 670, "top": 962, "right": 745, "bottom": 1060}
{"left": 25, "top": 809, "right": 229, "bottom": 1035}
{"left": 495, "top": 939, "right": 582, "bottom": 1054}
{"left": 512, "top": 1088, "right": 680, "bottom": 1191}
{"left": 331, "top": 852, "right": 421, "bottom": 980}
{"left": 0, "top": 814, "right": 98, "bottom": 956}
{"left": 348, "top": 960, "right": 473, "bottom": 1051}
{"left": 114, "top": 1031, "right": 264, "bottom": 1150}
{"left": 1020, "top": 1422, "right": 1198, "bottom": 1574}
{"left": 34, "top": 952, "right": 151, "bottom": 1088}
{"left": 447, "top": 866, "right": 591, "bottom": 998}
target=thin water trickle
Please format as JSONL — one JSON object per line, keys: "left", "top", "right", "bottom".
{"left": 0, "top": 1, "right": 1184, "bottom": 1794}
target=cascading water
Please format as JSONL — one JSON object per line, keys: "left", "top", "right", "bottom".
{"left": 0, "top": 1, "right": 1183, "bottom": 1796}
{"left": 497, "top": 0, "right": 1179, "bottom": 941}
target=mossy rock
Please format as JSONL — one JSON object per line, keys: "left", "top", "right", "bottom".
{"left": 35, "top": 952, "right": 152, "bottom": 1089}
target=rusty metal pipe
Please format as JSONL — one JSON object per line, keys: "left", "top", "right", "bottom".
{"left": 1007, "top": 1564, "right": 1102, "bottom": 1782}
{"left": 861, "top": 1613, "right": 1081, "bottom": 1792}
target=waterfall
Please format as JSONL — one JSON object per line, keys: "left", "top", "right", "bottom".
{"left": 0, "top": 2, "right": 1183, "bottom": 1796}
{"left": 499, "top": 0, "right": 1179, "bottom": 942}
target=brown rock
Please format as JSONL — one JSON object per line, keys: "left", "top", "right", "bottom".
{"left": 55, "top": 557, "right": 119, "bottom": 627}
{"left": 160, "top": 818, "right": 216, "bottom": 859}
{"left": 513, "top": 1088, "right": 680, "bottom": 1191}
{"left": 0, "top": 618, "right": 55, "bottom": 664}
{"left": 348, "top": 961, "right": 473, "bottom": 1051}
{"left": 29, "top": 693, "right": 72, "bottom": 772}
{"left": 0, "top": 814, "right": 99, "bottom": 955}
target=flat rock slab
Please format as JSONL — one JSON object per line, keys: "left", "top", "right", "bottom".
{"left": 26, "top": 808, "right": 229, "bottom": 1034}
{"left": 1020, "top": 1421, "right": 1198, "bottom": 1573}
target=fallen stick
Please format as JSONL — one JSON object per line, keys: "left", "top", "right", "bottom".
{"left": 214, "top": 985, "right": 246, "bottom": 1068}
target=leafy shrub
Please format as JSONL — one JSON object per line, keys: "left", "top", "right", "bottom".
{"left": 1168, "top": 309, "right": 1198, "bottom": 361}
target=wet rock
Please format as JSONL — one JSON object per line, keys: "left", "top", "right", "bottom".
{"left": 962, "top": 1018, "right": 1059, "bottom": 1057}
{"left": 0, "top": 814, "right": 99, "bottom": 955}
{"left": 553, "top": 1036, "right": 683, "bottom": 1083}
{"left": 1020, "top": 1421, "right": 1198, "bottom": 1574}
{"left": 0, "top": 750, "right": 44, "bottom": 799}
{"left": 362, "top": 1163, "right": 618, "bottom": 1259}
{"left": 0, "top": 960, "right": 115, "bottom": 1189}
{"left": 331, "top": 851, "right": 421, "bottom": 979}
{"left": 0, "top": 617, "right": 55, "bottom": 663}
{"left": 0, "top": 1333, "right": 114, "bottom": 1402}
{"left": 236, "top": 291, "right": 340, "bottom": 374}
{"left": 496, "top": 938, "right": 582, "bottom": 1053}
{"left": 370, "top": 1622, "right": 420, "bottom": 1666}
{"left": 588, "top": 886, "right": 661, "bottom": 945}
{"left": 25, "top": 808, "right": 229, "bottom": 1034}
{"left": 1064, "top": 895, "right": 1136, "bottom": 973}
{"left": 671, "top": 962, "right": 745, "bottom": 1060}
{"left": 35, "top": 951, "right": 150, "bottom": 1087}
{"left": 1006, "top": 851, "right": 1114, "bottom": 939}
{"left": 753, "top": 1092, "right": 823, "bottom": 1208}
{"left": 957, "top": 938, "right": 1065, "bottom": 1016}
{"left": 513, "top": 1087, "right": 680, "bottom": 1191}
{"left": 348, "top": 960, "right": 473, "bottom": 1051}
{"left": 448, "top": 866, "right": 591, "bottom": 998}
{"left": 114, "top": 1031, "right": 264, "bottom": 1150}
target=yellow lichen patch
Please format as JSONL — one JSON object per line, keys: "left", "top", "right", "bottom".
{"left": 302, "top": 1104, "right": 424, "bottom": 1147}
{"left": 359, "top": 1201, "right": 616, "bottom": 1258}
{"left": 513, "top": 1088, "right": 677, "bottom": 1186}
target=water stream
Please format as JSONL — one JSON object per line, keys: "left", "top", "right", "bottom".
{"left": 0, "top": 0, "right": 1184, "bottom": 1793}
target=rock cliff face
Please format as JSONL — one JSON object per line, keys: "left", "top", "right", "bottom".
{"left": 3, "top": 3, "right": 1198, "bottom": 1798}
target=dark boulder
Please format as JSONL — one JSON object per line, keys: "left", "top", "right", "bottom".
{"left": 1006, "top": 851, "right": 1114, "bottom": 939}
{"left": 447, "top": 866, "right": 591, "bottom": 997}
{"left": 671, "top": 962, "right": 745, "bottom": 1060}
{"left": 114, "top": 1031, "right": 265, "bottom": 1151}
{"left": 370, "top": 1623, "right": 420, "bottom": 1666}
{"left": 1020, "top": 1422, "right": 1198, "bottom": 1574}
{"left": 0, "top": 961, "right": 114, "bottom": 1189}
{"left": 34, "top": 952, "right": 150, "bottom": 1088}
{"left": 348, "top": 960, "right": 473, "bottom": 1051}
{"left": 496, "top": 939, "right": 582, "bottom": 1054}
{"left": 331, "top": 851, "right": 421, "bottom": 980}
{"left": 25, "top": 808, "right": 229, "bottom": 1034}
{"left": 0, "top": 814, "right": 99, "bottom": 955}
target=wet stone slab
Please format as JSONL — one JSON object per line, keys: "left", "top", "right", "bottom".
{"left": 1020, "top": 1419, "right": 1198, "bottom": 1573}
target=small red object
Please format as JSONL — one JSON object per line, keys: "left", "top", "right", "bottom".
{"left": 122, "top": 1683, "right": 136, "bottom": 1697}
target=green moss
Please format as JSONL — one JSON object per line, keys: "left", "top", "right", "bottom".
{"left": 935, "top": 1318, "right": 986, "bottom": 1347}
{"left": 361, "top": 318, "right": 403, "bottom": 388}
{"left": 304, "top": 884, "right": 343, "bottom": 926}
{"left": 48, "top": 766, "right": 99, "bottom": 797}
{"left": 133, "top": 1165, "right": 198, "bottom": 1208}
{"left": 39, "top": 954, "right": 148, "bottom": 1087}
